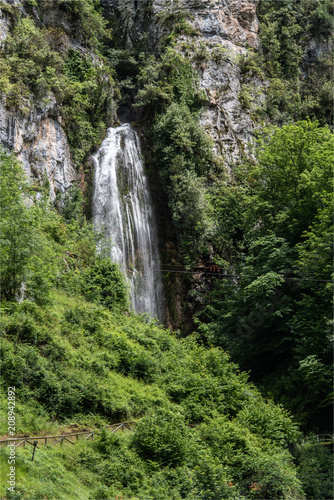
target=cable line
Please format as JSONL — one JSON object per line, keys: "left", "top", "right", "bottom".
{"left": 151, "top": 269, "right": 332, "bottom": 282}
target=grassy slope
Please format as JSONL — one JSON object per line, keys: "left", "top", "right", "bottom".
{"left": 0, "top": 441, "right": 95, "bottom": 500}
{"left": 0, "top": 289, "right": 305, "bottom": 499}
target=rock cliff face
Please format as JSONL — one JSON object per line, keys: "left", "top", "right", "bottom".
{"left": 0, "top": 8, "right": 10, "bottom": 46}
{"left": 102, "top": 0, "right": 260, "bottom": 164}
{"left": 0, "top": 102, "right": 77, "bottom": 200}
{"left": 98, "top": 0, "right": 261, "bottom": 327}
{"left": 1, "top": 0, "right": 259, "bottom": 196}
{"left": 183, "top": 0, "right": 259, "bottom": 164}
{"left": 0, "top": 1, "right": 77, "bottom": 199}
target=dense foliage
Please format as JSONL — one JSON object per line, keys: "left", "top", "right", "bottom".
{"left": 125, "top": 47, "right": 216, "bottom": 260}
{"left": 125, "top": 3, "right": 333, "bottom": 439}
{"left": 0, "top": 148, "right": 128, "bottom": 308}
{"left": 154, "top": 102, "right": 214, "bottom": 258}
{"left": 240, "top": 0, "right": 333, "bottom": 125}
{"left": 0, "top": 147, "right": 315, "bottom": 500}
{"left": 0, "top": 0, "right": 333, "bottom": 498}
{"left": 0, "top": 1, "right": 118, "bottom": 166}
{"left": 196, "top": 121, "right": 333, "bottom": 432}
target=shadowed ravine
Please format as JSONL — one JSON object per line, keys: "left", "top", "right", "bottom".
{"left": 92, "top": 124, "right": 165, "bottom": 321}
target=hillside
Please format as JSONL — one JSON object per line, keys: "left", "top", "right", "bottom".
{"left": 0, "top": 0, "right": 333, "bottom": 498}
{"left": 0, "top": 153, "right": 305, "bottom": 497}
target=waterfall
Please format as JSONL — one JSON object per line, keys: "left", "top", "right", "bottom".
{"left": 92, "top": 124, "right": 164, "bottom": 321}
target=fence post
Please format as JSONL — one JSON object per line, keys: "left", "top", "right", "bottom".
{"left": 31, "top": 441, "right": 38, "bottom": 461}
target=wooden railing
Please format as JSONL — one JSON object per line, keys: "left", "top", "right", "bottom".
{"left": 302, "top": 434, "right": 334, "bottom": 445}
{"left": 0, "top": 421, "right": 136, "bottom": 449}
{"left": 3, "top": 423, "right": 331, "bottom": 451}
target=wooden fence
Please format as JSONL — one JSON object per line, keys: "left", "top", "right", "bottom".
{"left": 3, "top": 424, "right": 331, "bottom": 452}
{"left": 0, "top": 421, "right": 136, "bottom": 449}
{"left": 302, "top": 434, "right": 333, "bottom": 445}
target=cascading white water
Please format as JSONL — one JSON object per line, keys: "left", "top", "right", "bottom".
{"left": 92, "top": 124, "right": 164, "bottom": 321}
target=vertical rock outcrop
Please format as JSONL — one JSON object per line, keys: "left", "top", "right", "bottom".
{"left": 180, "top": 0, "right": 260, "bottom": 164}
{"left": 0, "top": 102, "right": 77, "bottom": 200}
{"left": 0, "top": 8, "right": 10, "bottom": 46}
{"left": 1, "top": 0, "right": 260, "bottom": 197}
{"left": 0, "top": 1, "right": 77, "bottom": 198}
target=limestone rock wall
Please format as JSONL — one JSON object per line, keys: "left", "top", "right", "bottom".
{"left": 0, "top": 102, "right": 77, "bottom": 200}
{"left": 0, "top": 9, "right": 10, "bottom": 46}
{"left": 0, "top": 0, "right": 77, "bottom": 199}
{"left": 181, "top": 0, "right": 259, "bottom": 164}
{"left": 1, "top": 0, "right": 260, "bottom": 197}
{"left": 101, "top": 0, "right": 260, "bottom": 165}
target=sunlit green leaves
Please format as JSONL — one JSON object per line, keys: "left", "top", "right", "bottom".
{"left": 197, "top": 121, "right": 333, "bottom": 432}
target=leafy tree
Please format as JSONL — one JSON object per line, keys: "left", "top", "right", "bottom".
{"left": 57, "top": 184, "right": 85, "bottom": 223}
{"left": 132, "top": 408, "right": 192, "bottom": 467}
{"left": 134, "top": 48, "right": 204, "bottom": 118}
{"left": 0, "top": 17, "right": 69, "bottom": 107}
{"left": 83, "top": 259, "right": 129, "bottom": 310}
{"left": 293, "top": 195, "right": 333, "bottom": 360}
{"left": 197, "top": 233, "right": 297, "bottom": 380}
{"left": 154, "top": 103, "right": 214, "bottom": 256}
{"left": 197, "top": 121, "right": 333, "bottom": 431}
{"left": 0, "top": 149, "right": 35, "bottom": 301}
{"left": 296, "top": 443, "right": 334, "bottom": 499}
{"left": 246, "top": 121, "right": 333, "bottom": 243}
{"left": 255, "top": 0, "right": 334, "bottom": 126}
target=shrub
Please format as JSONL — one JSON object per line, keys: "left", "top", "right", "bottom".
{"left": 83, "top": 259, "right": 129, "bottom": 310}
{"left": 132, "top": 408, "right": 192, "bottom": 466}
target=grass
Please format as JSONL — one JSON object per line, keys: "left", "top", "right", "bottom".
{"left": 0, "top": 289, "right": 304, "bottom": 499}
{"left": 1, "top": 441, "right": 99, "bottom": 499}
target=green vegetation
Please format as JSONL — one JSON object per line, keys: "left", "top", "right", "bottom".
{"left": 0, "top": 0, "right": 333, "bottom": 498}
{"left": 240, "top": 0, "right": 334, "bottom": 125}
{"left": 127, "top": 46, "right": 215, "bottom": 261}
{"left": 135, "top": 48, "right": 205, "bottom": 115}
{"left": 196, "top": 121, "right": 333, "bottom": 432}
{"left": 154, "top": 103, "right": 214, "bottom": 258}
{"left": 0, "top": 147, "right": 127, "bottom": 307}
{"left": 295, "top": 443, "right": 334, "bottom": 499}
{"left": 0, "top": 3, "right": 118, "bottom": 166}
{"left": 104, "top": 0, "right": 333, "bottom": 440}
{"left": 0, "top": 146, "right": 307, "bottom": 500}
